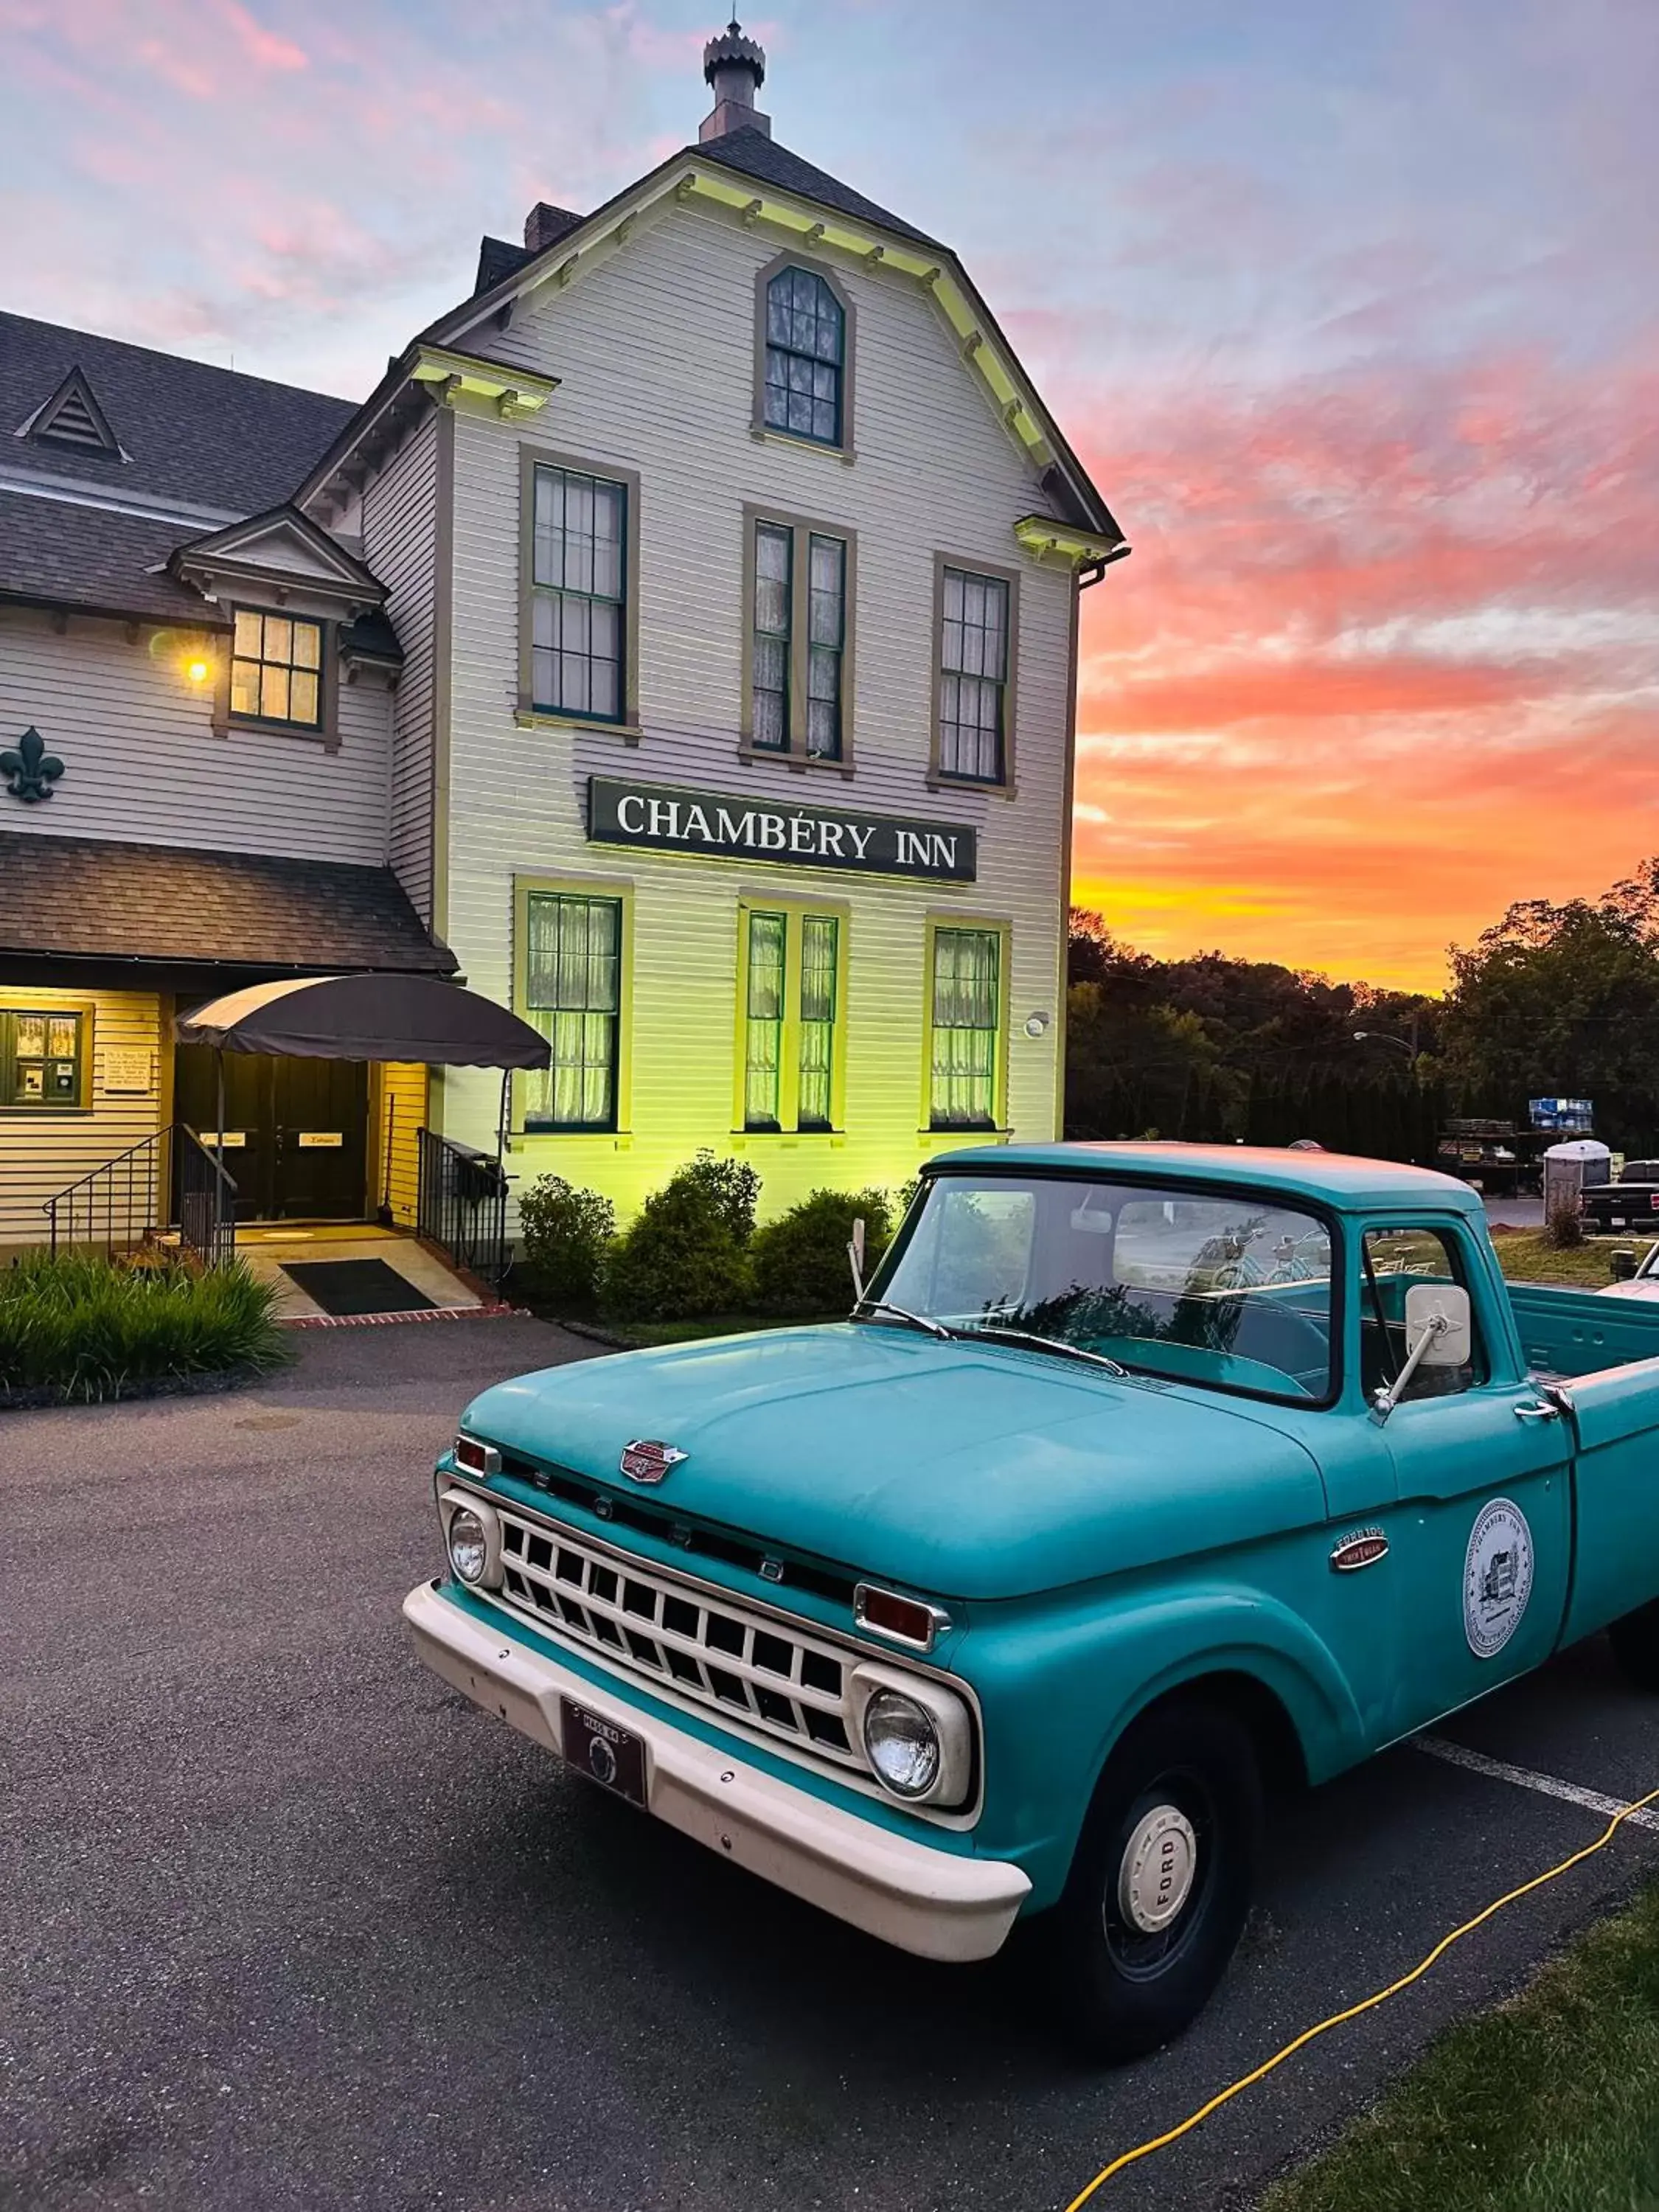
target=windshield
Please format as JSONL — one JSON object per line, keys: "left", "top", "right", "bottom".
{"left": 871, "top": 1174, "right": 1336, "bottom": 1403}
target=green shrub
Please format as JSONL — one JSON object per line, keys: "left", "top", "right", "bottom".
{"left": 516, "top": 1175, "right": 615, "bottom": 1309}
{"left": 748, "top": 1188, "right": 894, "bottom": 1318}
{"left": 673, "top": 1149, "right": 761, "bottom": 1245}
{"left": 0, "top": 1248, "right": 287, "bottom": 1404}
{"left": 599, "top": 1155, "right": 759, "bottom": 1321}
{"left": 1545, "top": 1201, "right": 1586, "bottom": 1250}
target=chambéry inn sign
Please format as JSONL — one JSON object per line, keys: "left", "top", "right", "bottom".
{"left": 587, "top": 777, "right": 979, "bottom": 885}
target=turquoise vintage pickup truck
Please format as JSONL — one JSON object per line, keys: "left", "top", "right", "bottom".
{"left": 405, "top": 1144, "right": 1659, "bottom": 2058}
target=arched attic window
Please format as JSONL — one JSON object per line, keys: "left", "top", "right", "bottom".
{"left": 762, "top": 265, "right": 845, "bottom": 447}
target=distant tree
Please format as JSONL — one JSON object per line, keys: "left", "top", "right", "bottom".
{"left": 1062, "top": 910, "right": 1441, "bottom": 1157}
{"left": 1439, "top": 860, "right": 1659, "bottom": 1148}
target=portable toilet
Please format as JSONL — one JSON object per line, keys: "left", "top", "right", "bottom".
{"left": 1543, "top": 1138, "right": 1613, "bottom": 1221}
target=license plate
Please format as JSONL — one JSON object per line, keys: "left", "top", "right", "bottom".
{"left": 560, "top": 1698, "right": 647, "bottom": 1807}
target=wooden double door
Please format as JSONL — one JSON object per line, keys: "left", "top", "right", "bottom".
{"left": 175, "top": 1046, "right": 369, "bottom": 1221}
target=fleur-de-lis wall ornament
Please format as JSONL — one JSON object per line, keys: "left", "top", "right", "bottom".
{"left": 1, "top": 727, "right": 65, "bottom": 803}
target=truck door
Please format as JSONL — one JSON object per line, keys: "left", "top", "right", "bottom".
{"left": 1361, "top": 1222, "right": 1573, "bottom": 1739}
{"left": 1551, "top": 1363, "right": 1659, "bottom": 1646}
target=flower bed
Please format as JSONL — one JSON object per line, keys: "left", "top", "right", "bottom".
{"left": 0, "top": 1248, "right": 288, "bottom": 1408}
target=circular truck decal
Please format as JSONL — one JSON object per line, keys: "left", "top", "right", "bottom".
{"left": 1463, "top": 1498, "right": 1535, "bottom": 1659}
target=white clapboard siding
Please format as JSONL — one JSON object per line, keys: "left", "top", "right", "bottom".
{"left": 431, "top": 200, "right": 1073, "bottom": 1225}
{"left": 360, "top": 411, "right": 441, "bottom": 920}
{"left": 0, "top": 988, "right": 166, "bottom": 1249}
{"left": 0, "top": 606, "right": 392, "bottom": 866}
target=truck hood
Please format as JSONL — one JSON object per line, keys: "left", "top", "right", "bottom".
{"left": 460, "top": 1325, "right": 1326, "bottom": 1601}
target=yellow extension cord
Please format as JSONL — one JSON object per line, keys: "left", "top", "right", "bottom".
{"left": 1062, "top": 1781, "right": 1659, "bottom": 2209}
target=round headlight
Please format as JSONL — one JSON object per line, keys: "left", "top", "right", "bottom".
{"left": 447, "top": 1506, "right": 489, "bottom": 1586}
{"left": 861, "top": 1689, "right": 942, "bottom": 1799}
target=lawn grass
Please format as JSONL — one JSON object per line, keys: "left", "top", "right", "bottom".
{"left": 1262, "top": 1877, "right": 1659, "bottom": 2212}
{"left": 0, "top": 1248, "right": 288, "bottom": 1405}
{"left": 1486, "top": 1228, "right": 1640, "bottom": 1288}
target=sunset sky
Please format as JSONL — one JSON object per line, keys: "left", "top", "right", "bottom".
{"left": 4, "top": 0, "right": 1654, "bottom": 990}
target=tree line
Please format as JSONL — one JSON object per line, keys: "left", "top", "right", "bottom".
{"left": 1065, "top": 858, "right": 1659, "bottom": 1160}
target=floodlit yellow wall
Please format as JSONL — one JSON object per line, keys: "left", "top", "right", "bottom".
{"left": 372, "top": 1061, "right": 428, "bottom": 1227}
{"left": 420, "top": 196, "right": 1073, "bottom": 1234}
{"left": 0, "top": 987, "right": 167, "bottom": 1251}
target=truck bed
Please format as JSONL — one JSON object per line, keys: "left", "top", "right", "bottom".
{"left": 1508, "top": 1280, "right": 1659, "bottom": 1382}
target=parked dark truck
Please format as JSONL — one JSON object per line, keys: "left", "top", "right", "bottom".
{"left": 406, "top": 1145, "right": 1659, "bottom": 2059}
{"left": 1582, "top": 1161, "right": 1659, "bottom": 1234}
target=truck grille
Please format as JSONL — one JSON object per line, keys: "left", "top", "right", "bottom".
{"left": 496, "top": 1505, "right": 860, "bottom": 1770}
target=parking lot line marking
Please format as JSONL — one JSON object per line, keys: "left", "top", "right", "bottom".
{"left": 1413, "top": 1735, "right": 1659, "bottom": 1833}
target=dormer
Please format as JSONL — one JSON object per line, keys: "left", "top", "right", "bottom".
{"left": 169, "top": 505, "right": 400, "bottom": 751}
{"left": 15, "top": 366, "right": 125, "bottom": 460}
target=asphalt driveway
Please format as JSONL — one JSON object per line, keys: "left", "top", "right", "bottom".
{"left": 5, "top": 1318, "right": 1659, "bottom": 2212}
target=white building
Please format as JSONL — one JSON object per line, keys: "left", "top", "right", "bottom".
{"left": 0, "top": 22, "right": 1125, "bottom": 1259}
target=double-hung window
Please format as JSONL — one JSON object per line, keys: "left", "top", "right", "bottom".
{"left": 745, "top": 512, "right": 852, "bottom": 763}
{"left": 762, "top": 265, "right": 846, "bottom": 447}
{"left": 741, "top": 908, "right": 842, "bottom": 1132}
{"left": 928, "top": 927, "right": 1003, "bottom": 1130}
{"left": 527, "top": 462, "right": 629, "bottom": 723}
{"left": 523, "top": 892, "right": 622, "bottom": 1130}
{"left": 230, "top": 610, "right": 324, "bottom": 728}
{"left": 936, "top": 565, "right": 1014, "bottom": 785}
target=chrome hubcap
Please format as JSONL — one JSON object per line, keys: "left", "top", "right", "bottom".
{"left": 1116, "top": 1803, "right": 1198, "bottom": 1934}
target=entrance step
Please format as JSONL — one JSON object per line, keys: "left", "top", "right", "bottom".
{"left": 237, "top": 1228, "right": 484, "bottom": 1323}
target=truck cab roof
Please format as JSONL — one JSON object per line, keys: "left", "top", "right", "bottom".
{"left": 926, "top": 1141, "right": 1486, "bottom": 1217}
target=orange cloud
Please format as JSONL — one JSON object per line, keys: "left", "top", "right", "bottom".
{"left": 1068, "top": 343, "right": 1659, "bottom": 989}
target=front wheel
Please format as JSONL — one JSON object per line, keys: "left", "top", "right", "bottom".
{"left": 1609, "top": 1600, "right": 1659, "bottom": 1691}
{"left": 1044, "top": 1700, "right": 1262, "bottom": 2063}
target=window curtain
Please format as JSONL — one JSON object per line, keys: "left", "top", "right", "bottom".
{"left": 931, "top": 928, "right": 1000, "bottom": 1126}
{"left": 524, "top": 894, "right": 620, "bottom": 1128}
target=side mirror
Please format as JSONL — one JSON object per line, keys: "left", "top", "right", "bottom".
{"left": 1407, "top": 1281, "right": 1472, "bottom": 1367}
{"left": 847, "top": 1216, "right": 866, "bottom": 1303}
{"left": 1611, "top": 1248, "right": 1638, "bottom": 1282}
{"left": 1373, "top": 1284, "right": 1472, "bottom": 1420}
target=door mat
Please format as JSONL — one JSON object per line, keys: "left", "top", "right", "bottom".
{"left": 279, "top": 1258, "right": 437, "bottom": 1317}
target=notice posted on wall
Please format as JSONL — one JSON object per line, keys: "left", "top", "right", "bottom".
{"left": 102, "top": 1048, "right": 154, "bottom": 1096}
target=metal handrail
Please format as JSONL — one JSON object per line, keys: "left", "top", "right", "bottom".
{"left": 45, "top": 1127, "right": 168, "bottom": 1258}
{"left": 174, "top": 1124, "right": 239, "bottom": 1267}
{"left": 46, "top": 1129, "right": 164, "bottom": 1215}
{"left": 416, "top": 1127, "right": 509, "bottom": 1289}
{"left": 43, "top": 1121, "right": 238, "bottom": 1267}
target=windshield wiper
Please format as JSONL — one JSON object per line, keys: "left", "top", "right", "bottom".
{"left": 852, "top": 1298, "right": 957, "bottom": 1341}
{"left": 964, "top": 1326, "right": 1130, "bottom": 1377}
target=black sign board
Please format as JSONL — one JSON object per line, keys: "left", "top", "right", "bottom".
{"left": 587, "top": 776, "right": 977, "bottom": 883}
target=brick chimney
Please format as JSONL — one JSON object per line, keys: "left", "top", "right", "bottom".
{"left": 700, "top": 17, "right": 769, "bottom": 142}
{"left": 524, "top": 202, "right": 583, "bottom": 254}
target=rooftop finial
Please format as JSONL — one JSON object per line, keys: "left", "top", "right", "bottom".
{"left": 700, "top": 15, "right": 769, "bottom": 140}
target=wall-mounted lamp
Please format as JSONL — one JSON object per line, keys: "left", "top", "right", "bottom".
{"left": 185, "top": 655, "right": 212, "bottom": 686}
{"left": 1024, "top": 1012, "right": 1051, "bottom": 1038}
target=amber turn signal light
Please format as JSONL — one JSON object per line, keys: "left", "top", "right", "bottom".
{"left": 853, "top": 1582, "right": 952, "bottom": 1652}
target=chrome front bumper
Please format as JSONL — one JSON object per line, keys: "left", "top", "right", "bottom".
{"left": 403, "top": 1580, "right": 1029, "bottom": 1963}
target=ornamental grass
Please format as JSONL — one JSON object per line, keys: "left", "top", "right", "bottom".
{"left": 0, "top": 1248, "right": 288, "bottom": 1405}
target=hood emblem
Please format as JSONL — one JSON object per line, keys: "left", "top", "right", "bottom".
{"left": 620, "top": 1439, "right": 687, "bottom": 1485}
{"left": 1331, "top": 1528, "right": 1389, "bottom": 1573}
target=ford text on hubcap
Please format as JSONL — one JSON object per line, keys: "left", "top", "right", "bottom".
{"left": 1116, "top": 1804, "right": 1198, "bottom": 1934}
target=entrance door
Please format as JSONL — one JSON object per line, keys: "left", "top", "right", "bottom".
{"left": 174, "top": 1045, "right": 368, "bottom": 1221}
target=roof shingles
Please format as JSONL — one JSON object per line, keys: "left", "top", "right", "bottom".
{"left": 0, "top": 312, "right": 354, "bottom": 515}
{"left": 0, "top": 832, "right": 456, "bottom": 974}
